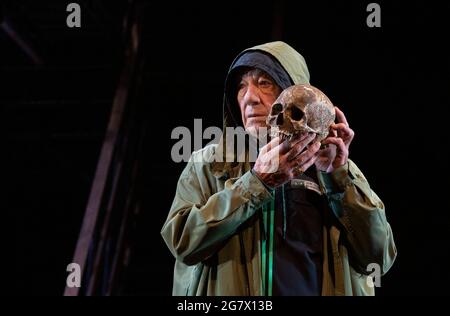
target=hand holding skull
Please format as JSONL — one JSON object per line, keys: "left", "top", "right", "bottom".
{"left": 253, "top": 84, "right": 354, "bottom": 188}
{"left": 253, "top": 133, "right": 321, "bottom": 188}
{"left": 316, "top": 106, "right": 354, "bottom": 173}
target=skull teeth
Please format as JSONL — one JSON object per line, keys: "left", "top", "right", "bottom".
{"left": 272, "top": 130, "right": 294, "bottom": 142}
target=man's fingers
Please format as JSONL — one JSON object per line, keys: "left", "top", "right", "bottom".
{"left": 287, "top": 140, "right": 320, "bottom": 162}
{"left": 290, "top": 132, "right": 312, "bottom": 144}
{"left": 335, "top": 106, "right": 349, "bottom": 126}
{"left": 331, "top": 123, "right": 349, "bottom": 131}
{"left": 280, "top": 133, "right": 315, "bottom": 156}
{"left": 331, "top": 123, "right": 355, "bottom": 143}
{"left": 291, "top": 153, "right": 319, "bottom": 177}
{"left": 322, "top": 137, "right": 347, "bottom": 156}
{"left": 327, "top": 126, "right": 337, "bottom": 138}
{"left": 290, "top": 141, "right": 321, "bottom": 167}
{"left": 280, "top": 133, "right": 316, "bottom": 155}
{"left": 260, "top": 136, "right": 280, "bottom": 154}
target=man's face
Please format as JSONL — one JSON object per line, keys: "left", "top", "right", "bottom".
{"left": 237, "top": 69, "right": 282, "bottom": 131}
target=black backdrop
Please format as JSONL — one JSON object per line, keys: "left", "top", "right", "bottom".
{"left": 7, "top": 0, "right": 450, "bottom": 295}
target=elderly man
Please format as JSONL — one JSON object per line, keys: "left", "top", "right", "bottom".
{"left": 161, "top": 41, "right": 397, "bottom": 296}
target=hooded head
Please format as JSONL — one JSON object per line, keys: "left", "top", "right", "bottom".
{"left": 224, "top": 41, "right": 311, "bottom": 130}
{"left": 213, "top": 41, "right": 311, "bottom": 176}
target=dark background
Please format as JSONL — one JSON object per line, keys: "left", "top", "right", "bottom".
{"left": 6, "top": 0, "right": 449, "bottom": 295}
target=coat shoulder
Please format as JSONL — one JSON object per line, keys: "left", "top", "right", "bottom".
{"left": 180, "top": 144, "right": 220, "bottom": 180}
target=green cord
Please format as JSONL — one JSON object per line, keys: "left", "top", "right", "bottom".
{"left": 268, "top": 196, "right": 275, "bottom": 296}
{"left": 261, "top": 204, "right": 267, "bottom": 295}
{"left": 261, "top": 189, "right": 276, "bottom": 296}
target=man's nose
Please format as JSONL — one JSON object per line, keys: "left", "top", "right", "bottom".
{"left": 243, "top": 83, "right": 261, "bottom": 106}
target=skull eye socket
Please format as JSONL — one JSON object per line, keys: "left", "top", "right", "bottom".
{"left": 271, "top": 103, "right": 283, "bottom": 115}
{"left": 290, "top": 106, "right": 304, "bottom": 121}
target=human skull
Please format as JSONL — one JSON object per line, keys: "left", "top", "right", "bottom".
{"left": 266, "top": 84, "right": 335, "bottom": 142}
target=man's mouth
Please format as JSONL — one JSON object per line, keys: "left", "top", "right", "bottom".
{"left": 247, "top": 114, "right": 265, "bottom": 119}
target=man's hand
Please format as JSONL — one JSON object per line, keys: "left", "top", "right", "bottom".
{"left": 315, "top": 106, "right": 354, "bottom": 173}
{"left": 253, "top": 133, "right": 321, "bottom": 188}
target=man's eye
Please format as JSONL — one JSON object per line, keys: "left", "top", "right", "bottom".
{"left": 237, "top": 83, "right": 247, "bottom": 98}
{"left": 259, "top": 80, "right": 272, "bottom": 87}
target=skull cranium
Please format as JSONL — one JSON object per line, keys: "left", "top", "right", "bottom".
{"left": 266, "top": 84, "right": 335, "bottom": 142}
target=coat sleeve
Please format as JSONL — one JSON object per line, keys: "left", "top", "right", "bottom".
{"left": 161, "top": 157, "right": 273, "bottom": 266}
{"left": 318, "top": 160, "right": 397, "bottom": 276}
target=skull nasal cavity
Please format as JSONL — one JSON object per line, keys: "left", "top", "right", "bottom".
{"left": 291, "top": 107, "right": 304, "bottom": 121}
{"left": 276, "top": 113, "right": 284, "bottom": 125}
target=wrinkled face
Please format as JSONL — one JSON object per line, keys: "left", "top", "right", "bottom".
{"left": 267, "top": 84, "right": 335, "bottom": 141}
{"left": 237, "top": 69, "right": 282, "bottom": 131}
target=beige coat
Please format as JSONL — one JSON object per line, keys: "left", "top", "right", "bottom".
{"left": 161, "top": 41, "right": 397, "bottom": 296}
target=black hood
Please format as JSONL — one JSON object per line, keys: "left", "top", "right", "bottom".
{"left": 211, "top": 41, "right": 310, "bottom": 177}
{"left": 224, "top": 50, "right": 294, "bottom": 128}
